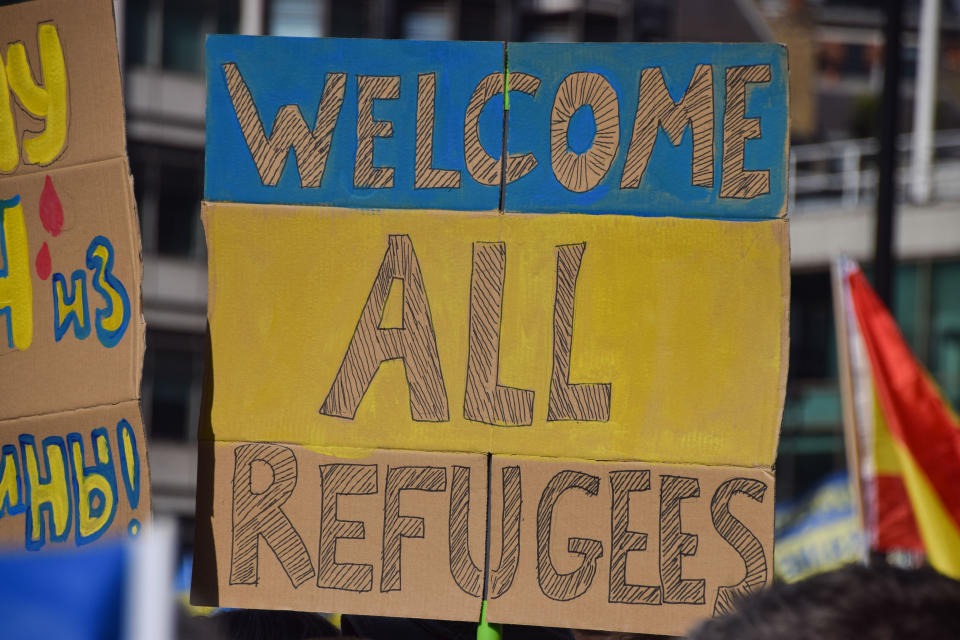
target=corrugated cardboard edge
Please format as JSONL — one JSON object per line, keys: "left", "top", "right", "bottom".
{"left": 192, "top": 209, "right": 217, "bottom": 603}
{"left": 772, "top": 218, "right": 791, "bottom": 464}
{"left": 778, "top": 41, "right": 790, "bottom": 219}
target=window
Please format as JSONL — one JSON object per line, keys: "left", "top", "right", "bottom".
{"left": 143, "top": 329, "right": 206, "bottom": 441}
{"left": 402, "top": 1, "right": 454, "bottom": 40}
{"left": 124, "top": 0, "right": 239, "bottom": 73}
{"left": 329, "top": 1, "right": 371, "bottom": 37}
{"left": 523, "top": 15, "right": 577, "bottom": 42}
{"left": 790, "top": 271, "right": 837, "bottom": 380}
{"left": 776, "top": 437, "right": 847, "bottom": 504}
{"left": 162, "top": 0, "right": 206, "bottom": 73}
{"left": 583, "top": 13, "right": 618, "bottom": 42}
{"left": 269, "top": 0, "right": 327, "bottom": 37}
{"left": 125, "top": 0, "right": 150, "bottom": 66}
{"left": 931, "top": 261, "right": 960, "bottom": 408}
{"left": 781, "top": 271, "right": 845, "bottom": 500}
{"left": 129, "top": 142, "right": 204, "bottom": 258}
{"left": 863, "top": 259, "right": 960, "bottom": 408}
{"left": 779, "top": 259, "right": 960, "bottom": 503}
{"left": 157, "top": 151, "right": 204, "bottom": 256}
{"left": 458, "top": 0, "right": 500, "bottom": 41}
{"left": 892, "top": 264, "right": 922, "bottom": 352}
{"left": 633, "top": 0, "right": 671, "bottom": 41}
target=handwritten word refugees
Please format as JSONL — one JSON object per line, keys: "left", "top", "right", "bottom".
{"left": 229, "top": 444, "right": 768, "bottom": 615}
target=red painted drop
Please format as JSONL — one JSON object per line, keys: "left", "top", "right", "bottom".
{"left": 36, "top": 242, "right": 51, "bottom": 280}
{"left": 39, "top": 175, "right": 64, "bottom": 237}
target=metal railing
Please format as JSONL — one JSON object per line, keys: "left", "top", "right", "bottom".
{"left": 789, "top": 129, "right": 960, "bottom": 212}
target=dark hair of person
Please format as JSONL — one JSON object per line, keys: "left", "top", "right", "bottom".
{"left": 214, "top": 609, "right": 341, "bottom": 639}
{"left": 687, "top": 564, "right": 960, "bottom": 640}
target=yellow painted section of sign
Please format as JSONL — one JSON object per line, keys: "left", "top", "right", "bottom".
{"left": 203, "top": 204, "right": 788, "bottom": 468}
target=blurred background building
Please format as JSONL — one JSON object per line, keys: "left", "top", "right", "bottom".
{"left": 118, "top": 0, "right": 960, "bottom": 559}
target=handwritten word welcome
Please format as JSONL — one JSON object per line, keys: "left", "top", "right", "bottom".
{"left": 204, "top": 39, "right": 788, "bottom": 217}
{"left": 226, "top": 63, "right": 769, "bottom": 199}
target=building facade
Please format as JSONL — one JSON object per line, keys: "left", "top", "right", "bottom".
{"left": 118, "top": 0, "right": 960, "bottom": 557}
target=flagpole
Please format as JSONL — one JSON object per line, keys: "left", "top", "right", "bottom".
{"left": 125, "top": 516, "right": 177, "bottom": 640}
{"left": 875, "top": 0, "right": 904, "bottom": 308}
{"left": 831, "top": 258, "right": 867, "bottom": 553}
{"left": 910, "top": 0, "right": 941, "bottom": 205}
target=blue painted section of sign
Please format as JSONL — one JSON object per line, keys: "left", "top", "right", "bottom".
{"left": 0, "top": 540, "right": 126, "bottom": 640}
{"left": 205, "top": 36, "right": 504, "bottom": 211}
{"left": 503, "top": 42, "right": 788, "bottom": 218}
{"left": 205, "top": 38, "right": 788, "bottom": 219}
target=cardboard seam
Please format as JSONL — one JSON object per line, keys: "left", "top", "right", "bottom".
{"left": 196, "top": 436, "right": 775, "bottom": 471}
{"left": 0, "top": 397, "right": 140, "bottom": 426}
{"left": 0, "top": 153, "right": 131, "bottom": 185}
{"left": 201, "top": 199, "right": 786, "bottom": 222}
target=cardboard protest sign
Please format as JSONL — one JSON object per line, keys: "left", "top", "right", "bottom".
{"left": 195, "top": 36, "right": 788, "bottom": 636}
{"left": 0, "top": 0, "right": 149, "bottom": 549}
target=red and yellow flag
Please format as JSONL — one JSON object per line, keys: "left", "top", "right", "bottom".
{"left": 838, "top": 260, "right": 960, "bottom": 578}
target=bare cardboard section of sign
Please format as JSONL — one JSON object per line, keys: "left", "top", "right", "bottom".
{"left": 0, "top": 0, "right": 148, "bottom": 549}
{"left": 193, "top": 441, "right": 772, "bottom": 635}
{"left": 193, "top": 442, "right": 488, "bottom": 621}
{"left": 485, "top": 456, "right": 774, "bottom": 637}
